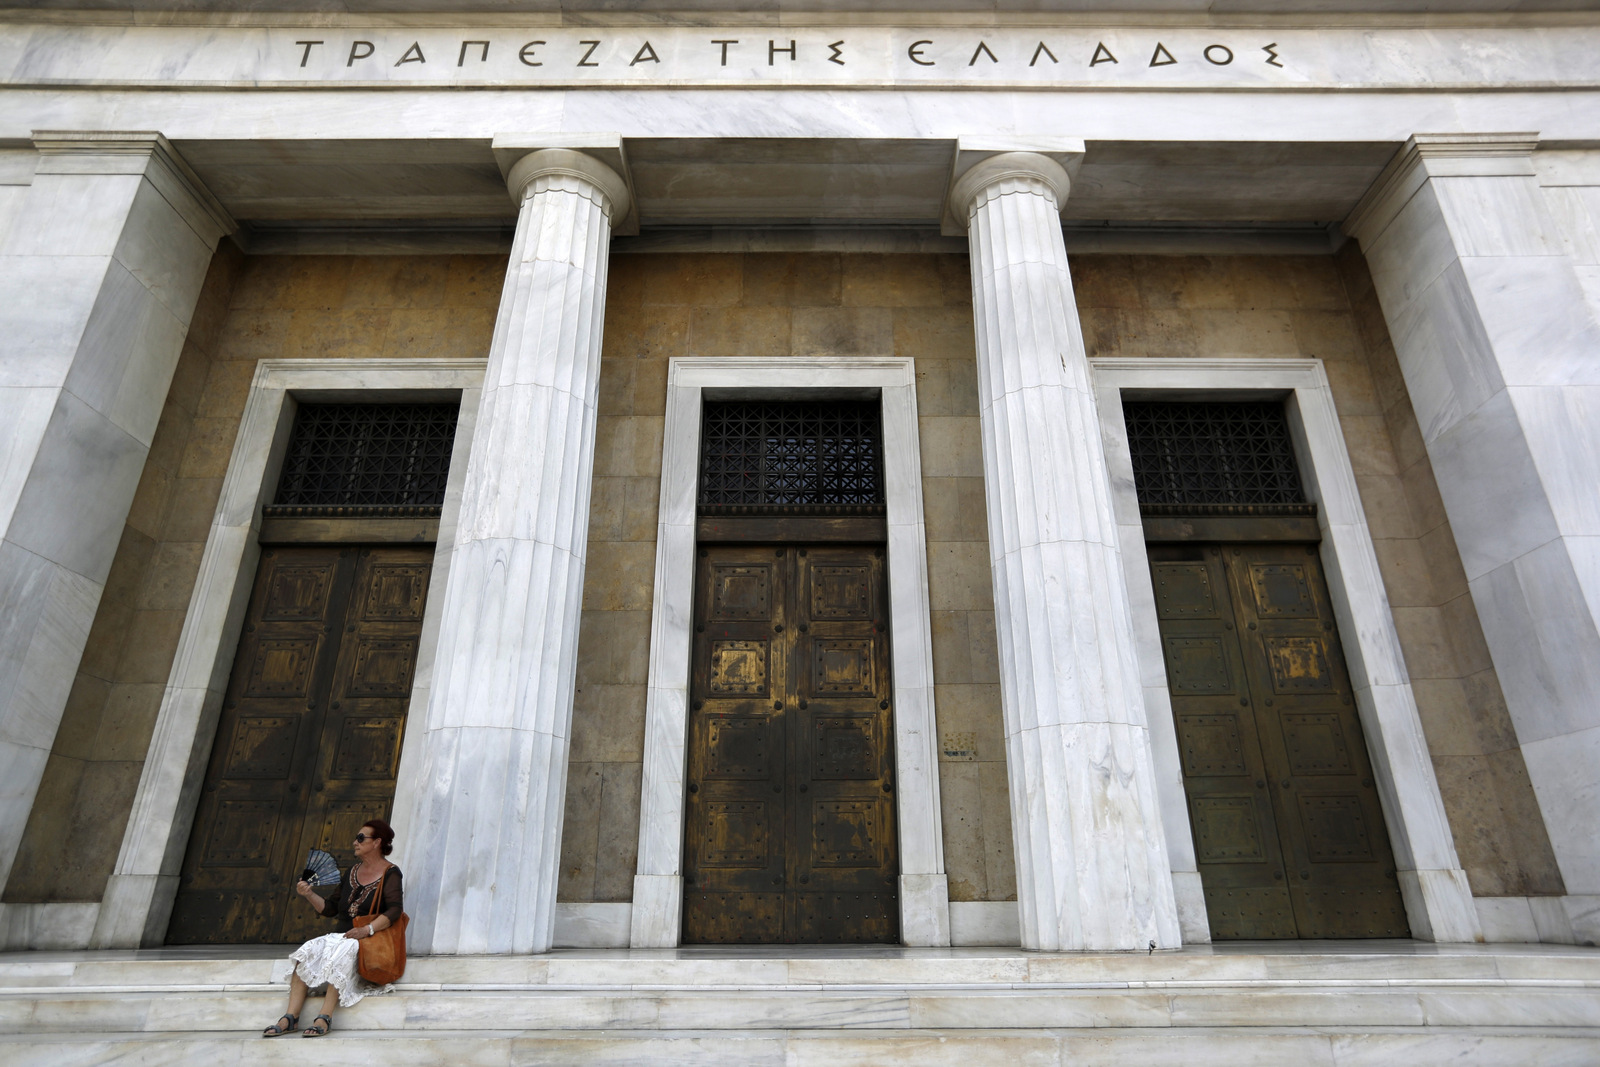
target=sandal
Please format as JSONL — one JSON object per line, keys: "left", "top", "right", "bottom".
{"left": 262, "top": 1013, "right": 298, "bottom": 1037}
{"left": 302, "top": 1013, "right": 332, "bottom": 1038}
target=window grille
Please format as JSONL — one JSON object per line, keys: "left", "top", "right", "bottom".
{"left": 698, "top": 400, "right": 884, "bottom": 514}
{"left": 267, "top": 402, "right": 458, "bottom": 517}
{"left": 1123, "top": 400, "right": 1309, "bottom": 513}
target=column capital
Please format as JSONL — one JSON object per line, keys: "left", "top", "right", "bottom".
{"left": 492, "top": 134, "right": 636, "bottom": 235}
{"left": 941, "top": 137, "right": 1084, "bottom": 236}
{"left": 1344, "top": 132, "right": 1539, "bottom": 247}
{"left": 31, "top": 129, "right": 234, "bottom": 245}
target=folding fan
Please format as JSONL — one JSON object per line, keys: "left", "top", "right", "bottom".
{"left": 300, "top": 848, "right": 341, "bottom": 888}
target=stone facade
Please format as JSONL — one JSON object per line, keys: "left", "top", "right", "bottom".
{"left": 11, "top": 245, "right": 1560, "bottom": 930}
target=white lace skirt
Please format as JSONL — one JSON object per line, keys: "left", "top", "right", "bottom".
{"left": 287, "top": 932, "right": 393, "bottom": 1006}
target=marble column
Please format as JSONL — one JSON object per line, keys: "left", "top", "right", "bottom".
{"left": 403, "top": 148, "right": 627, "bottom": 955}
{"left": 951, "top": 151, "right": 1181, "bottom": 951}
{"left": 0, "top": 132, "right": 231, "bottom": 899}
{"left": 1347, "top": 135, "right": 1600, "bottom": 943}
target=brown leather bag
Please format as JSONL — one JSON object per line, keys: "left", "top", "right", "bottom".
{"left": 355, "top": 866, "right": 408, "bottom": 985}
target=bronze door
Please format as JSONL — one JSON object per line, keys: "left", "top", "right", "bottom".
{"left": 168, "top": 544, "right": 432, "bottom": 944}
{"left": 684, "top": 544, "right": 899, "bottom": 944}
{"left": 1151, "top": 542, "right": 1409, "bottom": 939}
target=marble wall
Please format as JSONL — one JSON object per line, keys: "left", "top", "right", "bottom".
{"left": 2, "top": 252, "right": 501, "bottom": 906}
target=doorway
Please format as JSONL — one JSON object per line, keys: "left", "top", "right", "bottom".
{"left": 1150, "top": 541, "right": 1408, "bottom": 939}
{"left": 683, "top": 542, "right": 899, "bottom": 943}
{"left": 167, "top": 544, "right": 432, "bottom": 944}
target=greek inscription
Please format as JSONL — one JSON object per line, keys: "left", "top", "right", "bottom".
{"left": 263, "top": 31, "right": 1285, "bottom": 79}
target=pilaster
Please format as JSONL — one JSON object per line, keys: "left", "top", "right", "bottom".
{"left": 0, "top": 131, "right": 230, "bottom": 904}
{"left": 949, "top": 144, "right": 1181, "bottom": 951}
{"left": 402, "top": 143, "right": 627, "bottom": 955}
{"left": 1348, "top": 133, "right": 1600, "bottom": 943}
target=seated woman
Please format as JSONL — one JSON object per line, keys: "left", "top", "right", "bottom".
{"left": 262, "top": 818, "right": 404, "bottom": 1038}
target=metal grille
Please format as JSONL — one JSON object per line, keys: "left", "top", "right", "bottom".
{"left": 1124, "top": 400, "right": 1305, "bottom": 510}
{"left": 699, "top": 400, "right": 884, "bottom": 513}
{"left": 268, "top": 402, "right": 458, "bottom": 517}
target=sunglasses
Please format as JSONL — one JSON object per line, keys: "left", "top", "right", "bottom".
{"left": 354, "top": 833, "right": 373, "bottom": 843}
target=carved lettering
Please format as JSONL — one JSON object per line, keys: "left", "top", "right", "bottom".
{"left": 519, "top": 41, "right": 545, "bottom": 66}
{"left": 577, "top": 40, "right": 602, "bottom": 67}
{"left": 970, "top": 41, "right": 999, "bottom": 66}
{"left": 1263, "top": 42, "right": 1284, "bottom": 67}
{"left": 1149, "top": 42, "right": 1177, "bottom": 67}
{"left": 295, "top": 40, "right": 323, "bottom": 68}
{"left": 347, "top": 41, "right": 375, "bottom": 67}
{"left": 458, "top": 40, "right": 490, "bottom": 66}
{"left": 395, "top": 41, "right": 426, "bottom": 66}
{"left": 769, "top": 39, "right": 796, "bottom": 64}
{"left": 908, "top": 40, "right": 934, "bottom": 66}
{"left": 1090, "top": 42, "right": 1118, "bottom": 66}
{"left": 631, "top": 41, "right": 661, "bottom": 66}
{"left": 712, "top": 39, "right": 738, "bottom": 65}
{"left": 1030, "top": 42, "right": 1058, "bottom": 66}
{"left": 829, "top": 40, "right": 845, "bottom": 66}
{"left": 1204, "top": 44, "right": 1234, "bottom": 65}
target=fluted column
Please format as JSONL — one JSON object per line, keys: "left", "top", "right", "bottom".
{"left": 954, "top": 152, "right": 1181, "bottom": 951}
{"left": 404, "top": 149, "right": 627, "bottom": 955}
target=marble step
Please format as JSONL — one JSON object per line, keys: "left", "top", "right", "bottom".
{"left": 2, "top": 947, "right": 1599, "bottom": 1035}
{"left": 5, "top": 1026, "right": 1600, "bottom": 1067}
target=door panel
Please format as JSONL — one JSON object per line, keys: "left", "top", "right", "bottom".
{"left": 168, "top": 545, "right": 432, "bottom": 945}
{"left": 1151, "top": 542, "right": 1408, "bottom": 939}
{"left": 685, "top": 544, "right": 898, "bottom": 944}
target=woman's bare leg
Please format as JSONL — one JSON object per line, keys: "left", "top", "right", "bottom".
{"left": 286, "top": 972, "right": 309, "bottom": 1019}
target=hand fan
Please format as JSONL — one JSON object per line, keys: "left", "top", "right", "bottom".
{"left": 300, "top": 848, "right": 341, "bottom": 887}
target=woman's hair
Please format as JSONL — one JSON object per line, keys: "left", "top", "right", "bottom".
{"left": 362, "top": 818, "right": 396, "bottom": 856}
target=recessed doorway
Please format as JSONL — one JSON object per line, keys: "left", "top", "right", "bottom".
{"left": 1128, "top": 399, "right": 1408, "bottom": 940}
{"left": 681, "top": 398, "right": 901, "bottom": 944}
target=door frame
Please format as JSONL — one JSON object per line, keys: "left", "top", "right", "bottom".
{"left": 631, "top": 356, "right": 950, "bottom": 947}
{"left": 93, "top": 357, "right": 484, "bottom": 949}
{"left": 1091, "top": 356, "right": 1481, "bottom": 944}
